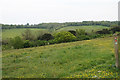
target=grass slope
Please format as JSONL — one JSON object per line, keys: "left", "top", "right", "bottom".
{"left": 2, "top": 28, "right": 47, "bottom": 40}
{"left": 57, "top": 26, "right": 109, "bottom": 33}
{"left": 2, "top": 26, "right": 109, "bottom": 40}
{"left": 2, "top": 37, "right": 120, "bottom": 78}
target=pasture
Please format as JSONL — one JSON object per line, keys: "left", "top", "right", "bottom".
{"left": 2, "top": 28, "right": 47, "bottom": 40}
{"left": 2, "top": 37, "right": 120, "bottom": 78}
{"left": 57, "top": 26, "right": 109, "bottom": 33}
{"left": 2, "top": 26, "right": 109, "bottom": 40}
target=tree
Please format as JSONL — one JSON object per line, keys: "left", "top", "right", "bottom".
{"left": 76, "top": 29, "right": 86, "bottom": 37}
{"left": 22, "top": 29, "right": 34, "bottom": 41}
{"left": 10, "top": 36, "right": 24, "bottom": 49}
{"left": 41, "top": 33, "right": 54, "bottom": 41}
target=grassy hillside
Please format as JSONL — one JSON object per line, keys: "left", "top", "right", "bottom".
{"left": 57, "top": 26, "right": 109, "bottom": 33}
{"left": 2, "top": 37, "right": 120, "bottom": 78}
{"left": 2, "top": 28, "right": 47, "bottom": 40}
{"left": 2, "top": 26, "right": 109, "bottom": 40}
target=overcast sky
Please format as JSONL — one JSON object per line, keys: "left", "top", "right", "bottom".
{"left": 0, "top": 0, "right": 119, "bottom": 24}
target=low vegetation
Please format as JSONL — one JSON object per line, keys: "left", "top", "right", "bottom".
{"left": 2, "top": 21, "right": 120, "bottom": 78}
{"left": 2, "top": 37, "right": 120, "bottom": 78}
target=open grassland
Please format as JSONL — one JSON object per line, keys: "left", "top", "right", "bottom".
{"left": 2, "top": 37, "right": 120, "bottom": 78}
{"left": 2, "top": 28, "right": 47, "bottom": 40}
{"left": 57, "top": 26, "right": 109, "bottom": 33}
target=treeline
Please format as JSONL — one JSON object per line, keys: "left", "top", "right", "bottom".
{"left": 2, "top": 21, "right": 118, "bottom": 30}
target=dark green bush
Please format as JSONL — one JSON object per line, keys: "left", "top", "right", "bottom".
{"left": 23, "top": 40, "right": 31, "bottom": 48}
{"left": 34, "top": 40, "right": 48, "bottom": 46}
{"left": 68, "top": 30, "right": 76, "bottom": 36}
{"left": 41, "top": 33, "right": 54, "bottom": 41}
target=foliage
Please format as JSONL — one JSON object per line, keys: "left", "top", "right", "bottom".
{"left": 96, "top": 29, "right": 110, "bottom": 34}
{"left": 36, "top": 30, "right": 48, "bottom": 40}
{"left": 110, "top": 27, "right": 120, "bottom": 33}
{"left": 22, "top": 29, "right": 34, "bottom": 41}
{"left": 68, "top": 30, "right": 76, "bottom": 36}
{"left": 10, "top": 36, "right": 24, "bottom": 49}
{"left": 34, "top": 40, "right": 48, "bottom": 46}
{"left": 2, "top": 21, "right": 117, "bottom": 29}
{"left": 41, "top": 33, "right": 54, "bottom": 41}
{"left": 23, "top": 40, "right": 31, "bottom": 48}
{"left": 54, "top": 31, "right": 76, "bottom": 43}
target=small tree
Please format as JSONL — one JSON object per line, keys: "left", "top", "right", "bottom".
{"left": 10, "top": 36, "right": 24, "bottom": 49}
{"left": 75, "top": 29, "right": 88, "bottom": 40}
{"left": 76, "top": 29, "right": 86, "bottom": 36}
{"left": 36, "top": 31, "right": 47, "bottom": 40}
{"left": 41, "top": 33, "right": 54, "bottom": 41}
{"left": 22, "top": 29, "right": 34, "bottom": 41}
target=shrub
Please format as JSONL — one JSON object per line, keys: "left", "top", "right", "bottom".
{"left": 75, "top": 29, "right": 90, "bottom": 40}
{"left": 23, "top": 40, "right": 31, "bottom": 48}
{"left": 76, "top": 29, "right": 86, "bottom": 37}
{"left": 41, "top": 33, "right": 54, "bottom": 41}
{"left": 76, "top": 35, "right": 90, "bottom": 41}
{"left": 33, "top": 40, "right": 48, "bottom": 46}
{"left": 36, "top": 31, "right": 47, "bottom": 40}
{"left": 2, "top": 38, "right": 11, "bottom": 45}
{"left": 68, "top": 30, "right": 76, "bottom": 36}
{"left": 109, "top": 27, "right": 120, "bottom": 33}
{"left": 96, "top": 29, "right": 110, "bottom": 34}
{"left": 10, "top": 36, "right": 24, "bottom": 49}
{"left": 54, "top": 31, "right": 76, "bottom": 43}
{"left": 48, "top": 39, "right": 57, "bottom": 44}
{"left": 22, "top": 29, "right": 34, "bottom": 41}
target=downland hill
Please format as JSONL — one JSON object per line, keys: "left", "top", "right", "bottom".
{"left": 2, "top": 21, "right": 120, "bottom": 78}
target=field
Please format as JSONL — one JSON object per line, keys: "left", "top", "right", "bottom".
{"left": 2, "top": 28, "right": 47, "bottom": 40}
{"left": 57, "top": 26, "right": 109, "bottom": 33}
{"left": 2, "top": 37, "right": 120, "bottom": 78}
{"left": 2, "top": 26, "right": 109, "bottom": 40}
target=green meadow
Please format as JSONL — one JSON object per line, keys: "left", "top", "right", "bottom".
{"left": 2, "top": 26, "right": 109, "bottom": 40}
{"left": 2, "top": 37, "right": 120, "bottom": 78}
{"left": 2, "top": 28, "right": 47, "bottom": 40}
{"left": 57, "top": 26, "right": 109, "bottom": 33}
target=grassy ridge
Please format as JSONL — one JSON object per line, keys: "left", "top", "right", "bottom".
{"left": 2, "top": 26, "right": 109, "bottom": 40}
{"left": 57, "top": 26, "right": 109, "bottom": 33}
{"left": 2, "top": 37, "right": 120, "bottom": 78}
{"left": 2, "top": 28, "right": 47, "bottom": 40}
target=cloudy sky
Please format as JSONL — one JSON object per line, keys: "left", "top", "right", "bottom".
{"left": 0, "top": 0, "right": 119, "bottom": 24}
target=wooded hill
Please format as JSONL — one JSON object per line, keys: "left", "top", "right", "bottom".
{"left": 2, "top": 21, "right": 118, "bottom": 30}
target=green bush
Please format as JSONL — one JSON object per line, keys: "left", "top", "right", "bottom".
{"left": 54, "top": 31, "right": 76, "bottom": 43}
{"left": 76, "top": 35, "right": 90, "bottom": 41}
{"left": 76, "top": 29, "right": 86, "bottom": 37}
{"left": 23, "top": 40, "right": 31, "bottom": 48}
{"left": 48, "top": 39, "right": 57, "bottom": 44}
{"left": 41, "top": 33, "right": 54, "bottom": 41}
{"left": 10, "top": 36, "right": 24, "bottom": 49}
{"left": 22, "top": 29, "right": 35, "bottom": 41}
{"left": 33, "top": 40, "right": 48, "bottom": 46}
